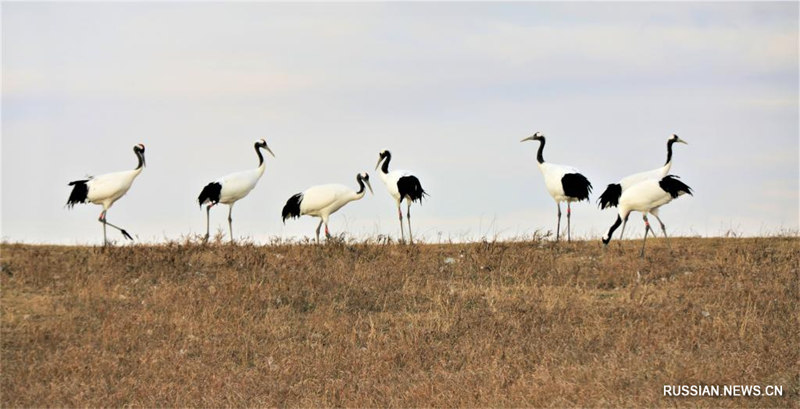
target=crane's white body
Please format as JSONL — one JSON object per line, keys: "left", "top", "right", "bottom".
{"left": 618, "top": 179, "right": 680, "bottom": 216}
{"left": 299, "top": 183, "right": 365, "bottom": 218}
{"left": 618, "top": 164, "right": 670, "bottom": 191}
{"left": 85, "top": 168, "right": 143, "bottom": 210}
{"left": 538, "top": 162, "right": 583, "bottom": 203}
{"left": 214, "top": 165, "right": 265, "bottom": 204}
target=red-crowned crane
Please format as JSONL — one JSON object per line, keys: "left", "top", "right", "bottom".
{"left": 66, "top": 143, "right": 146, "bottom": 246}
{"left": 598, "top": 134, "right": 687, "bottom": 211}
{"left": 601, "top": 175, "right": 693, "bottom": 257}
{"left": 197, "top": 139, "right": 274, "bottom": 242}
{"left": 521, "top": 132, "right": 592, "bottom": 242}
{"left": 375, "top": 150, "right": 427, "bottom": 244}
{"left": 281, "top": 172, "right": 373, "bottom": 243}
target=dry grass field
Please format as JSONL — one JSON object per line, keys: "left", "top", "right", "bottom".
{"left": 1, "top": 237, "right": 798, "bottom": 407}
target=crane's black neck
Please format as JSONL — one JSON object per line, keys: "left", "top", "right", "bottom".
{"left": 135, "top": 150, "right": 145, "bottom": 170}
{"left": 602, "top": 215, "right": 622, "bottom": 245}
{"left": 536, "top": 138, "right": 545, "bottom": 164}
{"left": 255, "top": 143, "right": 264, "bottom": 166}
{"left": 380, "top": 152, "right": 391, "bottom": 174}
{"left": 356, "top": 176, "right": 366, "bottom": 194}
{"left": 665, "top": 139, "right": 676, "bottom": 166}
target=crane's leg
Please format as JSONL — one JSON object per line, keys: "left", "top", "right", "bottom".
{"left": 398, "top": 203, "right": 405, "bottom": 244}
{"left": 98, "top": 210, "right": 133, "bottom": 245}
{"left": 567, "top": 202, "right": 572, "bottom": 242}
{"left": 315, "top": 219, "right": 323, "bottom": 244}
{"left": 324, "top": 217, "right": 331, "bottom": 239}
{"left": 407, "top": 201, "right": 413, "bottom": 244}
{"left": 204, "top": 204, "right": 213, "bottom": 242}
{"left": 104, "top": 220, "right": 133, "bottom": 241}
{"left": 228, "top": 205, "right": 234, "bottom": 243}
{"left": 555, "top": 202, "right": 562, "bottom": 242}
{"left": 651, "top": 211, "right": 670, "bottom": 248}
{"left": 619, "top": 217, "right": 628, "bottom": 242}
{"left": 640, "top": 214, "right": 655, "bottom": 258}
{"left": 100, "top": 210, "right": 108, "bottom": 246}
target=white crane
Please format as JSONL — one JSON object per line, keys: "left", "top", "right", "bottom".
{"left": 66, "top": 143, "right": 146, "bottom": 246}
{"left": 598, "top": 134, "right": 687, "bottom": 211}
{"left": 601, "top": 175, "right": 693, "bottom": 257}
{"left": 197, "top": 139, "right": 274, "bottom": 242}
{"left": 521, "top": 132, "right": 592, "bottom": 242}
{"left": 375, "top": 150, "right": 427, "bottom": 244}
{"left": 281, "top": 172, "right": 373, "bottom": 243}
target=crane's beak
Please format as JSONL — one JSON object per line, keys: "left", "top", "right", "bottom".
{"left": 676, "top": 137, "right": 688, "bottom": 145}
{"left": 520, "top": 136, "right": 536, "bottom": 143}
{"left": 374, "top": 157, "right": 382, "bottom": 171}
{"left": 264, "top": 145, "right": 275, "bottom": 157}
{"left": 366, "top": 179, "right": 374, "bottom": 195}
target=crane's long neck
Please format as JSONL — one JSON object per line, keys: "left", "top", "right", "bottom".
{"left": 380, "top": 153, "right": 391, "bottom": 174}
{"left": 536, "top": 139, "right": 546, "bottom": 164}
{"left": 664, "top": 139, "right": 676, "bottom": 167}
{"left": 603, "top": 215, "right": 623, "bottom": 243}
{"left": 255, "top": 144, "right": 265, "bottom": 167}
{"left": 354, "top": 178, "right": 367, "bottom": 198}
{"left": 254, "top": 145, "right": 266, "bottom": 176}
{"left": 134, "top": 151, "right": 145, "bottom": 172}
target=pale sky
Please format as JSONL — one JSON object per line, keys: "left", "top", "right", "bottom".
{"left": 2, "top": 2, "right": 798, "bottom": 245}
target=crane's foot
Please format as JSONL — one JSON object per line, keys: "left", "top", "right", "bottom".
{"left": 120, "top": 230, "right": 133, "bottom": 241}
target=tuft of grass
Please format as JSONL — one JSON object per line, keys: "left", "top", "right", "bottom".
{"left": 1, "top": 237, "right": 798, "bottom": 407}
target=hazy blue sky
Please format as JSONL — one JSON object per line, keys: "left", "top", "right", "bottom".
{"left": 2, "top": 2, "right": 798, "bottom": 245}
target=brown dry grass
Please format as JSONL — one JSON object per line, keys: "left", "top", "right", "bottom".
{"left": 1, "top": 237, "right": 798, "bottom": 408}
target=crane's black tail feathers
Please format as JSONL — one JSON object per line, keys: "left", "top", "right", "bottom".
{"left": 66, "top": 180, "right": 89, "bottom": 208}
{"left": 659, "top": 175, "right": 693, "bottom": 198}
{"left": 198, "top": 182, "right": 222, "bottom": 207}
{"left": 281, "top": 193, "right": 303, "bottom": 223}
{"left": 397, "top": 175, "right": 428, "bottom": 203}
{"left": 561, "top": 173, "right": 592, "bottom": 202}
{"left": 597, "top": 183, "right": 622, "bottom": 209}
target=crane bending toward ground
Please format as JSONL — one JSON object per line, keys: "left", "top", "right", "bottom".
{"left": 601, "top": 175, "right": 693, "bottom": 257}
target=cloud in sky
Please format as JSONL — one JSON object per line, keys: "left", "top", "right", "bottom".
{"left": 2, "top": 2, "right": 797, "bottom": 244}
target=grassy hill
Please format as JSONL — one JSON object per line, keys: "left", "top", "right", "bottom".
{"left": 1, "top": 237, "right": 797, "bottom": 407}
